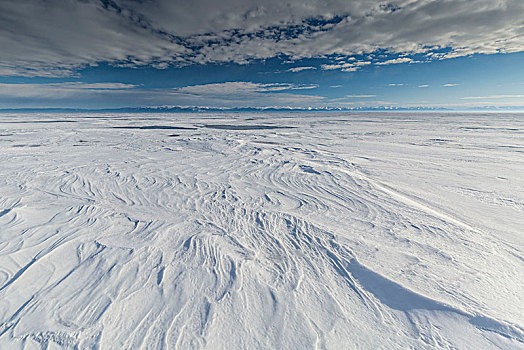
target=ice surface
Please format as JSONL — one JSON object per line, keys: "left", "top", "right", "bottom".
{"left": 0, "top": 112, "right": 523, "bottom": 349}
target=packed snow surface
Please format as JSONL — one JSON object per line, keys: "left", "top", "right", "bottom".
{"left": 0, "top": 112, "right": 523, "bottom": 349}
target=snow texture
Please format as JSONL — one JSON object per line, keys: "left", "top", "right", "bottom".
{"left": 0, "top": 112, "right": 523, "bottom": 349}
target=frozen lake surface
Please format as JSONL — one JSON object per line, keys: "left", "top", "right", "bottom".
{"left": 0, "top": 112, "right": 523, "bottom": 349}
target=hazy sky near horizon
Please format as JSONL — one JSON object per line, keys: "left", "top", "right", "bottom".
{"left": 1, "top": 0, "right": 523, "bottom": 108}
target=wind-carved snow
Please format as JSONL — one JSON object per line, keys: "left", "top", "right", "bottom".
{"left": 0, "top": 112, "right": 523, "bottom": 349}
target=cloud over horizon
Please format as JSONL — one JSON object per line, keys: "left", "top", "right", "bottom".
{"left": 0, "top": 81, "right": 325, "bottom": 108}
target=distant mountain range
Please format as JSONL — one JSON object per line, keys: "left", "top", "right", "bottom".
{"left": 1, "top": 105, "right": 523, "bottom": 113}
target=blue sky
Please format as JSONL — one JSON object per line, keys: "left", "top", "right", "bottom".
{"left": 0, "top": 0, "right": 523, "bottom": 109}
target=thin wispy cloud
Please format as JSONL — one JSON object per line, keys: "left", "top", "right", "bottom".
{"left": 461, "top": 95, "right": 524, "bottom": 99}
{"left": 418, "top": 84, "right": 429, "bottom": 88}
{"left": 166, "top": 82, "right": 324, "bottom": 107}
{"left": 0, "top": 81, "right": 325, "bottom": 108}
{"left": 173, "top": 82, "right": 318, "bottom": 94}
{"left": 345, "top": 95, "right": 376, "bottom": 98}
{"left": 0, "top": 82, "right": 138, "bottom": 98}
{"left": 169, "top": 83, "right": 325, "bottom": 107}
{"left": 443, "top": 84, "right": 459, "bottom": 87}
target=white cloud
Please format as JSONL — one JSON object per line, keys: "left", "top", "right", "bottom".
{"left": 63, "top": 83, "right": 138, "bottom": 90}
{"left": 0, "top": 82, "right": 138, "bottom": 98}
{"left": 375, "top": 57, "right": 414, "bottom": 65}
{"left": 171, "top": 82, "right": 325, "bottom": 107}
{"left": 321, "top": 63, "right": 354, "bottom": 70}
{"left": 354, "top": 61, "right": 372, "bottom": 66}
{"left": 461, "top": 95, "right": 524, "bottom": 99}
{"left": 443, "top": 83, "right": 459, "bottom": 87}
{"left": 345, "top": 95, "right": 376, "bottom": 98}
{"left": 287, "top": 66, "right": 317, "bottom": 72}
{"left": 388, "top": 83, "right": 405, "bottom": 86}
{"left": 174, "top": 82, "right": 318, "bottom": 94}
{"left": 0, "top": 0, "right": 187, "bottom": 77}
{"left": 418, "top": 84, "right": 429, "bottom": 88}
{"left": 168, "top": 82, "right": 324, "bottom": 107}
{"left": 321, "top": 61, "right": 370, "bottom": 72}
{"left": 0, "top": 81, "right": 325, "bottom": 107}
{"left": 1, "top": 0, "right": 523, "bottom": 76}
{"left": 421, "top": 101, "right": 524, "bottom": 108}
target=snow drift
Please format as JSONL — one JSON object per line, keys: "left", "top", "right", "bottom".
{"left": 0, "top": 112, "right": 523, "bottom": 349}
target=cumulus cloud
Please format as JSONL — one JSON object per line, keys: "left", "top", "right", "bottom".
{"left": 321, "top": 61, "right": 371, "bottom": 72}
{"left": 1, "top": 0, "right": 523, "bottom": 76}
{"left": 375, "top": 57, "right": 414, "bottom": 65}
{"left": 0, "top": 0, "right": 186, "bottom": 77}
{"left": 287, "top": 67, "right": 317, "bottom": 72}
{"left": 322, "top": 63, "right": 354, "bottom": 70}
